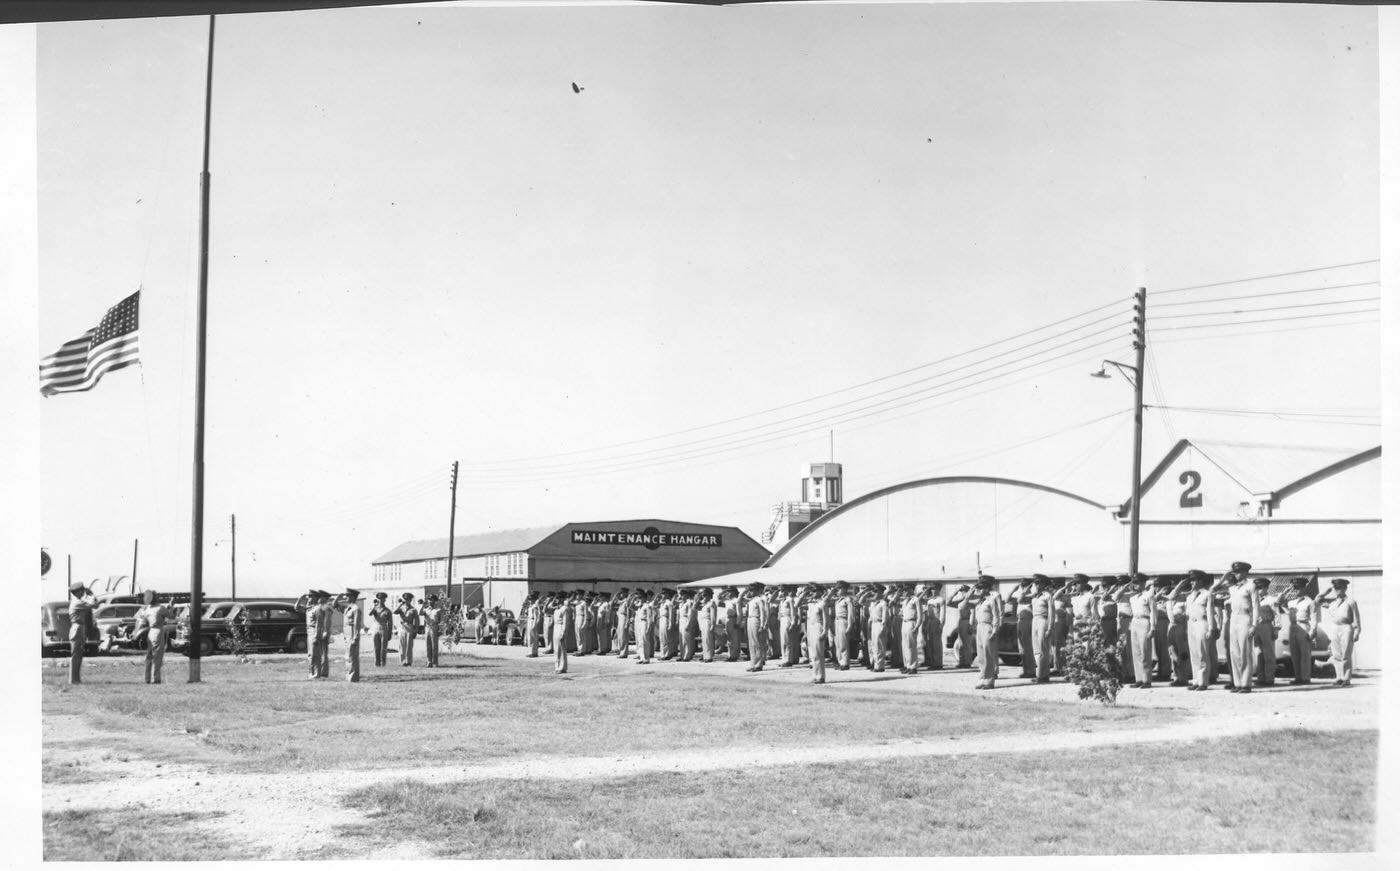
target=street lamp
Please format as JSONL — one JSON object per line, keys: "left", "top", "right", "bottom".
{"left": 1090, "top": 288, "right": 1147, "bottom": 575}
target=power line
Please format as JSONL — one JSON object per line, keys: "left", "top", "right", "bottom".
{"left": 1153, "top": 260, "right": 1380, "bottom": 296}
{"left": 1151, "top": 296, "right": 1380, "bottom": 321}
{"left": 1147, "top": 306, "right": 1379, "bottom": 332}
{"left": 1150, "top": 280, "right": 1380, "bottom": 308}
{"left": 1147, "top": 313, "right": 1379, "bottom": 345}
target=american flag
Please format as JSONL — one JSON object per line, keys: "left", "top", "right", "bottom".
{"left": 39, "top": 291, "right": 141, "bottom": 396}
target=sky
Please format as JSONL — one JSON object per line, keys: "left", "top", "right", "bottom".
{"left": 19, "top": 1, "right": 1385, "bottom": 600}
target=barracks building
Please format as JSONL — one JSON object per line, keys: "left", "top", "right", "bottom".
{"left": 369, "top": 519, "right": 770, "bottom": 615}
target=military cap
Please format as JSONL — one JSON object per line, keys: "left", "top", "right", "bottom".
{"left": 927, "top": 581, "right": 943, "bottom": 589}
{"left": 977, "top": 574, "right": 996, "bottom": 584}
{"left": 1231, "top": 561, "right": 1252, "bottom": 574}
{"left": 375, "top": 592, "right": 388, "bottom": 601}
{"left": 1252, "top": 577, "right": 1270, "bottom": 589}
{"left": 835, "top": 580, "right": 850, "bottom": 591}
{"left": 68, "top": 580, "right": 89, "bottom": 594}
{"left": 1072, "top": 573, "right": 1090, "bottom": 583}
{"left": 1186, "top": 569, "right": 1208, "bottom": 582}
{"left": 318, "top": 589, "right": 333, "bottom": 599}
{"left": 1332, "top": 578, "right": 1350, "bottom": 588}
{"left": 426, "top": 593, "right": 438, "bottom": 602}
{"left": 307, "top": 588, "right": 320, "bottom": 598}
{"left": 871, "top": 583, "right": 886, "bottom": 594}
{"left": 400, "top": 592, "right": 414, "bottom": 602}
{"left": 1131, "top": 573, "right": 1150, "bottom": 584}
{"left": 1031, "top": 573, "right": 1050, "bottom": 582}
{"left": 344, "top": 588, "right": 361, "bottom": 600}
{"left": 1290, "top": 576, "right": 1309, "bottom": 588}
{"left": 957, "top": 584, "right": 971, "bottom": 592}
{"left": 748, "top": 582, "right": 765, "bottom": 591}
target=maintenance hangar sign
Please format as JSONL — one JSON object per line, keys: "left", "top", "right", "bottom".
{"left": 571, "top": 527, "right": 722, "bottom": 550}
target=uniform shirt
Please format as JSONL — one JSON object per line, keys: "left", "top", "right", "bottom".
{"left": 304, "top": 603, "right": 321, "bottom": 638}
{"left": 422, "top": 605, "right": 443, "bottom": 634}
{"left": 370, "top": 603, "right": 394, "bottom": 634}
{"left": 901, "top": 598, "right": 920, "bottom": 623}
{"left": 68, "top": 598, "right": 95, "bottom": 643}
{"left": 805, "top": 600, "right": 826, "bottom": 638}
{"left": 834, "top": 595, "right": 854, "bottom": 623}
{"left": 135, "top": 603, "right": 169, "bottom": 632}
{"left": 1287, "top": 596, "right": 1315, "bottom": 629}
{"left": 315, "top": 603, "right": 333, "bottom": 640}
{"left": 343, "top": 604, "right": 363, "bottom": 640}
{"left": 1031, "top": 591, "right": 1052, "bottom": 620}
{"left": 658, "top": 599, "right": 675, "bottom": 630}
{"left": 1186, "top": 590, "right": 1211, "bottom": 621}
{"left": 552, "top": 604, "right": 571, "bottom": 633}
{"left": 396, "top": 605, "right": 420, "bottom": 635}
{"left": 697, "top": 599, "right": 716, "bottom": 627}
{"left": 1328, "top": 595, "right": 1358, "bottom": 625}
{"left": 868, "top": 599, "right": 888, "bottom": 627}
{"left": 745, "top": 596, "right": 767, "bottom": 628}
{"left": 1130, "top": 591, "right": 1154, "bottom": 620}
{"left": 1071, "top": 592, "right": 1095, "bottom": 622}
{"left": 924, "top": 598, "right": 945, "bottom": 625}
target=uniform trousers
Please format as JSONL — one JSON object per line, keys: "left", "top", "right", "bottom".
{"left": 1129, "top": 616, "right": 1154, "bottom": 685}
{"left": 808, "top": 628, "right": 827, "bottom": 683}
{"left": 1254, "top": 619, "right": 1277, "bottom": 685}
{"left": 636, "top": 619, "right": 654, "bottom": 663}
{"left": 1031, "top": 615, "right": 1052, "bottom": 681}
{"left": 424, "top": 628, "right": 440, "bottom": 667}
{"left": 1289, "top": 624, "right": 1313, "bottom": 683}
{"left": 1329, "top": 623, "right": 1355, "bottom": 682}
{"left": 1017, "top": 615, "right": 1035, "bottom": 677}
{"left": 834, "top": 618, "right": 850, "bottom": 668}
{"left": 1228, "top": 615, "right": 1254, "bottom": 688}
{"left": 597, "top": 618, "right": 612, "bottom": 655}
{"left": 900, "top": 621, "right": 919, "bottom": 673}
{"left": 543, "top": 616, "right": 554, "bottom": 653}
{"left": 1118, "top": 617, "right": 1135, "bottom": 682}
{"left": 399, "top": 631, "right": 414, "bottom": 666}
{"left": 699, "top": 620, "right": 715, "bottom": 661}
{"left": 975, "top": 621, "right": 998, "bottom": 688}
{"left": 1167, "top": 619, "right": 1190, "bottom": 684}
{"left": 1051, "top": 613, "right": 1070, "bottom": 673}
{"left": 956, "top": 620, "right": 975, "bottom": 668}
{"left": 887, "top": 622, "right": 903, "bottom": 670}
{"left": 554, "top": 625, "right": 568, "bottom": 674}
{"left": 373, "top": 631, "right": 389, "bottom": 666}
{"left": 923, "top": 617, "right": 943, "bottom": 669}
{"left": 747, "top": 618, "right": 766, "bottom": 669}
{"left": 144, "top": 627, "right": 166, "bottom": 684}
{"left": 346, "top": 638, "right": 360, "bottom": 682}
{"left": 1187, "top": 621, "right": 1209, "bottom": 688}
{"left": 311, "top": 639, "right": 329, "bottom": 677}
{"left": 727, "top": 619, "right": 743, "bottom": 662}
{"left": 780, "top": 617, "right": 796, "bottom": 665}
{"left": 1153, "top": 616, "right": 1172, "bottom": 680}
{"left": 528, "top": 623, "right": 542, "bottom": 657}
{"left": 69, "top": 637, "right": 85, "bottom": 684}
{"left": 869, "top": 620, "right": 887, "bottom": 672}
{"left": 615, "top": 620, "right": 630, "bottom": 659}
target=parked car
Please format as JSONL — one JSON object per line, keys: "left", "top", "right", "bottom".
{"left": 40, "top": 600, "right": 101, "bottom": 657}
{"left": 171, "top": 600, "right": 308, "bottom": 656}
{"left": 94, "top": 603, "right": 143, "bottom": 651}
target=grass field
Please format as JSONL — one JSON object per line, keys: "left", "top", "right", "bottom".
{"left": 337, "top": 729, "right": 1376, "bottom": 859}
{"left": 41, "top": 651, "right": 1172, "bottom": 772}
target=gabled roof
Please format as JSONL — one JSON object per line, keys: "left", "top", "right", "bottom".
{"left": 1133, "top": 439, "right": 1377, "bottom": 512}
{"left": 372, "top": 525, "right": 562, "bottom": 565}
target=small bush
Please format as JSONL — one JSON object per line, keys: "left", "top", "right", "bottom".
{"left": 217, "top": 620, "right": 251, "bottom": 659}
{"left": 1064, "top": 622, "right": 1121, "bottom": 705}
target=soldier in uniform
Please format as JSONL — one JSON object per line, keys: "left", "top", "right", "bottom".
{"left": 1316, "top": 579, "right": 1360, "bottom": 687}
{"left": 1152, "top": 578, "right": 1174, "bottom": 682}
{"left": 1050, "top": 578, "right": 1073, "bottom": 675}
{"left": 778, "top": 586, "right": 799, "bottom": 667}
{"left": 1069, "top": 576, "right": 1096, "bottom": 636}
{"left": 831, "top": 581, "right": 854, "bottom": 670}
{"left": 744, "top": 583, "right": 769, "bottom": 672}
{"left": 133, "top": 590, "right": 170, "bottom": 684}
{"left": 1224, "top": 567, "right": 1259, "bottom": 693}
{"left": 865, "top": 584, "right": 888, "bottom": 672}
{"left": 595, "top": 591, "right": 613, "bottom": 656}
{"left": 368, "top": 593, "right": 393, "bottom": 667}
{"left": 971, "top": 576, "right": 1002, "bottom": 689}
{"left": 948, "top": 584, "right": 976, "bottom": 668}
{"left": 1127, "top": 575, "right": 1156, "bottom": 689}
{"left": 395, "top": 593, "right": 420, "bottom": 666}
{"left": 723, "top": 589, "right": 743, "bottom": 662}
{"left": 921, "top": 583, "right": 945, "bottom": 671}
{"left": 1278, "top": 577, "right": 1317, "bottom": 684}
{"left": 422, "top": 594, "right": 443, "bottom": 667}
{"left": 800, "top": 584, "right": 829, "bottom": 684}
{"left": 342, "top": 588, "right": 363, "bottom": 682}
{"left": 613, "top": 588, "right": 633, "bottom": 659}
{"left": 1183, "top": 570, "right": 1216, "bottom": 690}
{"left": 1252, "top": 577, "right": 1279, "bottom": 687}
{"left": 677, "top": 589, "right": 697, "bottom": 662}
{"left": 526, "top": 594, "right": 545, "bottom": 658}
{"left": 697, "top": 588, "right": 717, "bottom": 662}
{"left": 1029, "top": 575, "right": 1055, "bottom": 684}
{"left": 315, "top": 591, "right": 334, "bottom": 678}
{"left": 765, "top": 587, "right": 781, "bottom": 662}
{"left": 576, "top": 592, "right": 596, "bottom": 656}
{"left": 898, "top": 584, "right": 922, "bottom": 675}
{"left": 551, "top": 593, "right": 572, "bottom": 675}
{"left": 1010, "top": 579, "right": 1036, "bottom": 679}
{"left": 633, "top": 590, "right": 655, "bottom": 664}
{"left": 67, "top": 581, "right": 96, "bottom": 685}
{"left": 654, "top": 589, "right": 674, "bottom": 661}
{"left": 1159, "top": 576, "right": 1191, "bottom": 687}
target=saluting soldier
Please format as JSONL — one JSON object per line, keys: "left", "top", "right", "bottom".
{"left": 1010, "top": 579, "right": 1036, "bottom": 679}
{"left": 1279, "top": 577, "right": 1318, "bottom": 684}
{"left": 1185, "top": 571, "right": 1219, "bottom": 690}
{"left": 1029, "top": 575, "right": 1055, "bottom": 684}
{"left": 1050, "top": 579, "right": 1072, "bottom": 675}
{"left": 866, "top": 584, "right": 888, "bottom": 672}
{"left": 971, "top": 576, "right": 1002, "bottom": 690}
{"left": 778, "top": 586, "right": 799, "bottom": 667}
{"left": 885, "top": 586, "right": 904, "bottom": 672}
{"left": 697, "top": 589, "right": 717, "bottom": 662}
{"left": 576, "top": 592, "right": 595, "bottom": 656}
{"left": 613, "top": 588, "right": 633, "bottom": 659}
{"left": 922, "top": 583, "right": 945, "bottom": 671}
{"left": 831, "top": 581, "right": 854, "bottom": 670}
{"left": 632, "top": 590, "right": 654, "bottom": 664}
{"left": 744, "top": 583, "right": 769, "bottom": 672}
{"left": 1151, "top": 578, "right": 1174, "bottom": 682}
{"left": 395, "top": 593, "right": 420, "bottom": 666}
{"left": 551, "top": 594, "right": 572, "bottom": 675}
{"left": 677, "top": 590, "right": 696, "bottom": 661}
{"left": 133, "top": 590, "right": 171, "bottom": 684}
{"left": 316, "top": 591, "right": 334, "bottom": 678}
{"left": 1317, "top": 579, "right": 1361, "bottom": 687}
{"left": 369, "top": 593, "right": 393, "bottom": 667}
{"left": 66, "top": 581, "right": 96, "bottom": 685}
{"left": 948, "top": 584, "right": 976, "bottom": 668}
{"left": 1069, "top": 576, "right": 1095, "bottom": 635}
{"left": 899, "top": 585, "right": 922, "bottom": 675}
{"left": 722, "top": 590, "right": 742, "bottom": 662}
{"left": 304, "top": 589, "right": 323, "bottom": 679}
{"left": 1253, "top": 577, "right": 1279, "bottom": 687}
{"left": 526, "top": 594, "right": 545, "bottom": 658}
{"left": 422, "top": 594, "right": 443, "bottom": 667}
{"left": 1224, "top": 568, "right": 1259, "bottom": 693}
{"left": 801, "top": 584, "right": 829, "bottom": 684}
{"left": 1127, "top": 575, "right": 1156, "bottom": 689}
{"left": 342, "top": 588, "right": 363, "bottom": 682}
{"left": 596, "top": 592, "right": 613, "bottom": 656}
{"left": 1158, "top": 576, "right": 1191, "bottom": 687}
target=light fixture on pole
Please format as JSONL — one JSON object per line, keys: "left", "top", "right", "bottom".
{"left": 1089, "top": 287, "right": 1148, "bottom": 575}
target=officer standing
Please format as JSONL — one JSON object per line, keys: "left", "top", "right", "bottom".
{"left": 899, "top": 584, "right": 922, "bottom": 675}
{"left": 831, "top": 581, "right": 854, "bottom": 670}
{"left": 551, "top": 593, "right": 572, "bottom": 675}
{"left": 1050, "top": 579, "right": 1073, "bottom": 675}
{"left": 678, "top": 590, "right": 697, "bottom": 662}
{"left": 303, "top": 589, "right": 323, "bottom": 679}
{"left": 1252, "top": 577, "right": 1278, "bottom": 687}
{"left": 864, "top": 584, "right": 888, "bottom": 673}
{"left": 656, "top": 590, "right": 676, "bottom": 661}
{"left": 368, "top": 593, "right": 393, "bottom": 667}
{"left": 315, "top": 591, "right": 334, "bottom": 678}
{"left": 66, "top": 581, "right": 96, "bottom": 685}
{"left": 1152, "top": 578, "right": 1174, "bottom": 682}
{"left": 744, "top": 582, "right": 769, "bottom": 672}
{"left": 422, "top": 594, "right": 443, "bottom": 667}
{"left": 1160, "top": 576, "right": 1191, "bottom": 687}
{"left": 133, "top": 590, "right": 170, "bottom": 684}
{"left": 525, "top": 594, "right": 544, "bottom": 658}
{"left": 614, "top": 588, "right": 633, "bottom": 659}
{"left": 1224, "top": 568, "right": 1259, "bottom": 693}
{"left": 395, "top": 593, "right": 419, "bottom": 666}
{"left": 1011, "top": 579, "right": 1036, "bottom": 679}
{"left": 971, "top": 576, "right": 1001, "bottom": 690}
{"left": 948, "top": 584, "right": 975, "bottom": 668}
{"left": 778, "top": 586, "right": 798, "bottom": 667}
{"left": 342, "top": 588, "right": 363, "bottom": 682}
{"left": 1029, "top": 576, "right": 1055, "bottom": 684}
{"left": 1317, "top": 579, "right": 1361, "bottom": 687}
{"left": 922, "top": 583, "right": 945, "bottom": 671}
{"left": 697, "top": 589, "right": 717, "bottom": 662}
{"left": 801, "top": 584, "right": 829, "bottom": 684}
{"left": 596, "top": 591, "right": 613, "bottom": 656}
{"left": 1127, "top": 575, "right": 1156, "bottom": 689}
{"left": 1278, "top": 577, "right": 1317, "bottom": 684}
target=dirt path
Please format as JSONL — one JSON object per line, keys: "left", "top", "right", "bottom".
{"left": 42, "top": 645, "right": 1379, "bottom": 861}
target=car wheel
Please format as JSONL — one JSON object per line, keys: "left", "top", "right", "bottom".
{"left": 198, "top": 636, "right": 216, "bottom": 657}
{"left": 289, "top": 635, "right": 308, "bottom": 654}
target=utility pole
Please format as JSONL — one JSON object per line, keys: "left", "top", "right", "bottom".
{"left": 1129, "top": 287, "right": 1147, "bottom": 576}
{"left": 446, "top": 461, "right": 459, "bottom": 606}
{"left": 132, "top": 539, "right": 139, "bottom": 591}
{"left": 230, "top": 514, "right": 237, "bottom": 600}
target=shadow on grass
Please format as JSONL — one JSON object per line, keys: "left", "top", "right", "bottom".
{"left": 44, "top": 807, "right": 234, "bottom": 861}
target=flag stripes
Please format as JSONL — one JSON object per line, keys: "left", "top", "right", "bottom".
{"left": 39, "top": 291, "right": 141, "bottom": 396}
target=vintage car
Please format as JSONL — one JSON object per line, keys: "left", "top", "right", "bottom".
{"left": 94, "top": 603, "right": 143, "bottom": 651}
{"left": 40, "top": 600, "right": 101, "bottom": 657}
{"left": 171, "top": 600, "right": 308, "bottom": 656}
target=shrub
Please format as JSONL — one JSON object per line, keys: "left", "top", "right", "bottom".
{"left": 1065, "top": 622, "right": 1121, "bottom": 705}
{"left": 217, "top": 619, "right": 251, "bottom": 659}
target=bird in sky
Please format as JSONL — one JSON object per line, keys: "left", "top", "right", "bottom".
{"left": 571, "top": 82, "right": 584, "bottom": 94}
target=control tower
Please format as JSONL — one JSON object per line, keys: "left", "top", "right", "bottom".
{"left": 762, "top": 462, "right": 844, "bottom": 546}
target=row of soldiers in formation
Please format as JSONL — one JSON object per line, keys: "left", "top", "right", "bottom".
{"left": 510, "top": 560, "right": 1363, "bottom": 690}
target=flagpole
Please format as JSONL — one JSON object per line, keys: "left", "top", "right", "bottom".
{"left": 189, "top": 13, "right": 215, "bottom": 683}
